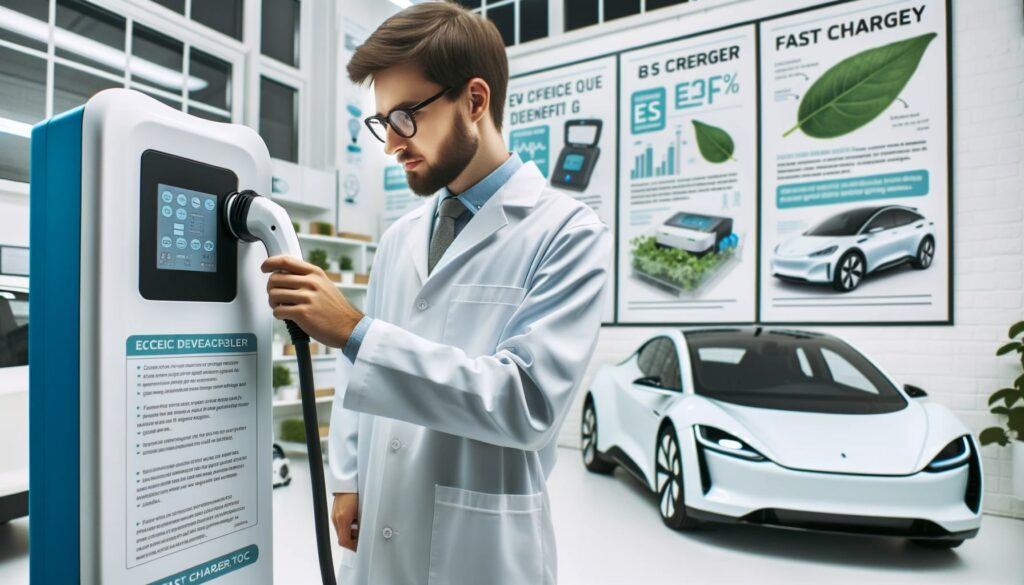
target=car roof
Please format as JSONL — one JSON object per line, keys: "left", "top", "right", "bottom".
{"left": 681, "top": 327, "right": 829, "bottom": 343}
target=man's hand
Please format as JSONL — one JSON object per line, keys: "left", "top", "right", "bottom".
{"left": 332, "top": 492, "right": 360, "bottom": 551}
{"left": 261, "top": 256, "right": 363, "bottom": 348}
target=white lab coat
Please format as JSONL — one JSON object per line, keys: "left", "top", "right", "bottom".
{"left": 328, "top": 161, "right": 611, "bottom": 584}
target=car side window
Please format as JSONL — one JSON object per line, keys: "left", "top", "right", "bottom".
{"left": 658, "top": 340, "right": 682, "bottom": 391}
{"left": 637, "top": 339, "right": 660, "bottom": 378}
{"left": 864, "top": 210, "right": 894, "bottom": 232}
{"left": 0, "top": 289, "right": 29, "bottom": 368}
{"left": 638, "top": 338, "right": 682, "bottom": 391}
{"left": 892, "top": 208, "right": 922, "bottom": 227}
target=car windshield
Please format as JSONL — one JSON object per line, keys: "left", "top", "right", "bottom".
{"left": 0, "top": 288, "right": 28, "bottom": 368}
{"left": 805, "top": 208, "right": 881, "bottom": 236}
{"left": 685, "top": 331, "right": 906, "bottom": 414}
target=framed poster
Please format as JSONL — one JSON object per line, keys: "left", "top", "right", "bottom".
{"left": 616, "top": 25, "right": 759, "bottom": 324}
{"left": 758, "top": 0, "right": 952, "bottom": 323}
{"left": 506, "top": 56, "right": 619, "bottom": 323}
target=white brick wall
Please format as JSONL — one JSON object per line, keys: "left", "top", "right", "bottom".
{"left": 544, "top": 0, "right": 1024, "bottom": 520}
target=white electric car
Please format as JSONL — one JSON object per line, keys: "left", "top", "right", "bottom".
{"left": 581, "top": 328, "right": 982, "bottom": 548}
{"left": 0, "top": 275, "right": 29, "bottom": 524}
{"left": 770, "top": 205, "right": 935, "bottom": 292}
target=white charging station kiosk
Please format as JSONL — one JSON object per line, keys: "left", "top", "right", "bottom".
{"left": 31, "top": 89, "right": 274, "bottom": 584}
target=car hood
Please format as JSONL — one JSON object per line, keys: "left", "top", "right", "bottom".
{"left": 775, "top": 235, "right": 843, "bottom": 258}
{"left": 712, "top": 400, "right": 927, "bottom": 475}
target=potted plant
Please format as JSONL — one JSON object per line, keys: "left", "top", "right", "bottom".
{"left": 280, "top": 418, "right": 306, "bottom": 443}
{"left": 980, "top": 320, "right": 1024, "bottom": 499}
{"left": 308, "top": 249, "right": 339, "bottom": 282}
{"left": 273, "top": 363, "right": 296, "bottom": 401}
{"left": 339, "top": 255, "right": 354, "bottom": 284}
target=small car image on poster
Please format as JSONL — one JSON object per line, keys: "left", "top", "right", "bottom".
{"left": 616, "top": 25, "right": 758, "bottom": 324}
{"left": 758, "top": 0, "right": 951, "bottom": 323}
{"left": 506, "top": 56, "right": 618, "bottom": 323}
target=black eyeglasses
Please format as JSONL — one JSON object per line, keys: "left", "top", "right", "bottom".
{"left": 364, "top": 86, "right": 454, "bottom": 143}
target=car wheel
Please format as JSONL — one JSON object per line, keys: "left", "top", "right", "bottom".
{"left": 910, "top": 538, "right": 963, "bottom": 549}
{"left": 581, "top": 397, "right": 616, "bottom": 474}
{"left": 833, "top": 251, "right": 865, "bottom": 292}
{"left": 655, "top": 425, "right": 700, "bottom": 530}
{"left": 912, "top": 236, "right": 935, "bottom": 270}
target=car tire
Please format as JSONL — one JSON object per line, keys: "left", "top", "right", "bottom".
{"left": 655, "top": 425, "right": 700, "bottom": 531}
{"left": 832, "top": 251, "right": 865, "bottom": 292}
{"left": 581, "top": 397, "right": 616, "bottom": 474}
{"left": 910, "top": 538, "right": 963, "bottom": 549}
{"left": 912, "top": 236, "right": 935, "bottom": 270}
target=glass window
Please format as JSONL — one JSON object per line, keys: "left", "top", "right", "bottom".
{"left": 0, "top": 134, "right": 30, "bottom": 183}
{"left": 131, "top": 23, "right": 184, "bottom": 95}
{"left": 519, "top": 0, "right": 547, "bottom": 43}
{"left": 53, "top": 63, "right": 122, "bottom": 115}
{"left": 647, "top": 0, "right": 690, "bottom": 9}
{"left": 806, "top": 207, "right": 881, "bottom": 237}
{"left": 686, "top": 331, "right": 906, "bottom": 414}
{"left": 55, "top": 0, "right": 127, "bottom": 75}
{"left": 0, "top": 287, "right": 29, "bottom": 368}
{"left": 864, "top": 210, "right": 895, "bottom": 232}
{"left": 191, "top": 0, "right": 244, "bottom": 40}
{"left": 262, "top": 0, "right": 300, "bottom": 67}
{"left": 637, "top": 337, "right": 679, "bottom": 390}
{"left": 890, "top": 208, "right": 923, "bottom": 227}
{"left": 133, "top": 85, "right": 181, "bottom": 110}
{"left": 604, "top": 0, "right": 640, "bottom": 22}
{"left": 564, "top": 0, "right": 598, "bottom": 31}
{"left": 188, "top": 105, "right": 230, "bottom": 123}
{"left": 0, "top": 0, "right": 50, "bottom": 51}
{"left": 151, "top": 0, "right": 184, "bottom": 14}
{"left": 0, "top": 46, "right": 47, "bottom": 124}
{"left": 189, "top": 47, "right": 231, "bottom": 112}
{"left": 260, "top": 76, "right": 297, "bottom": 163}
{"left": 487, "top": 3, "right": 514, "bottom": 47}
{"left": 821, "top": 348, "right": 877, "bottom": 394}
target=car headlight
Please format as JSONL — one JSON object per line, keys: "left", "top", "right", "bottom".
{"left": 694, "top": 425, "right": 766, "bottom": 461}
{"left": 925, "top": 436, "right": 970, "bottom": 472}
{"left": 809, "top": 245, "right": 838, "bottom": 257}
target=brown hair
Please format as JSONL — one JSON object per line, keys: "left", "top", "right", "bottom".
{"left": 347, "top": 1, "right": 509, "bottom": 131}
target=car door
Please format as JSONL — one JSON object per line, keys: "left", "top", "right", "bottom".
{"left": 622, "top": 337, "right": 684, "bottom": 483}
{"left": 0, "top": 282, "right": 29, "bottom": 522}
{"left": 860, "top": 210, "right": 898, "bottom": 271}
{"left": 891, "top": 208, "right": 925, "bottom": 258}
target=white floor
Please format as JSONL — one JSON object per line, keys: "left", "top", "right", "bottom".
{"left": 2, "top": 447, "right": 1023, "bottom": 584}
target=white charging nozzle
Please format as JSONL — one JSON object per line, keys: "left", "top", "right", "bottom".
{"left": 223, "top": 190, "right": 303, "bottom": 259}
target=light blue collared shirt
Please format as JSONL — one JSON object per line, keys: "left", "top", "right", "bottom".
{"left": 342, "top": 152, "right": 523, "bottom": 363}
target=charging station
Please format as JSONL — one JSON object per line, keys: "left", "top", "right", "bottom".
{"left": 30, "top": 89, "right": 275, "bottom": 584}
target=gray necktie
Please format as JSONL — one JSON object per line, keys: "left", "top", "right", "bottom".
{"left": 428, "top": 196, "right": 467, "bottom": 274}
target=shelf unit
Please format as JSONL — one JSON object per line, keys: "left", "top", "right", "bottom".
{"left": 272, "top": 395, "right": 334, "bottom": 408}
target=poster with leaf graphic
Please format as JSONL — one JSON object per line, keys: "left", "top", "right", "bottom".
{"left": 759, "top": 0, "right": 951, "bottom": 323}
{"left": 616, "top": 25, "right": 758, "bottom": 324}
{"left": 505, "top": 56, "right": 618, "bottom": 323}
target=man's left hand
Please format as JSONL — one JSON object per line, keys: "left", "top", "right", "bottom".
{"left": 262, "top": 255, "right": 363, "bottom": 348}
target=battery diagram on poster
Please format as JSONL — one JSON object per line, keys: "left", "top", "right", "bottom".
{"left": 616, "top": 26, "right": 758, "bottom": 324}
{"left": 506, "top": 56, "right": 618, "bottom": 323}
{"left": 759, "top": 0, "right": 950, "bottom": 323}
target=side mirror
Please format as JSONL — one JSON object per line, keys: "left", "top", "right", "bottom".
{"left": 904, "top": 384, "right": 928, "bottom": 399}
{"left": 633, "top": 375, "right": 663, "bottom": 388}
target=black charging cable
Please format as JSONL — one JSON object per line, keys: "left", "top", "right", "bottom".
{"left": 285, "top": 320, "right": 338, "bottom": 585}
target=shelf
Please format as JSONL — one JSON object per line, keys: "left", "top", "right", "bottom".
{"left": 272, "top": 395, "right": 334, "bottom": 408}
{"left": 298, "top": 233, "right": 377, "bottom": 248}
{"left": 272, "top": 354, "right": 337, "bottom": 363}
{"left": 333, "top": 282, "right": 367, "bottom": 291}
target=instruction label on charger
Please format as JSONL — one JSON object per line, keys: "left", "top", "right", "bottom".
{"left": 126, "top": 333, "right": 259, "bottom": 569}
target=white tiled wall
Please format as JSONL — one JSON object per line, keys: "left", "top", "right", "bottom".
{"left": 551, "top": 0, "right": 1024, "bottom": 520}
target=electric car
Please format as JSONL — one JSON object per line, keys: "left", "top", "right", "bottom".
{"left": 272, "top": 442, "right": 292, "bottom": 488}
{"left": 581, "top": 328, "right": 982, "bottom": 548}
{"left": 770, "top": 205, "right": 935, "bottom": 292}
{"left": 0, "top": 275, "right": 29, "bottom": 523}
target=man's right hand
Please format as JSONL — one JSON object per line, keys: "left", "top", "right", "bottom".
{"left": 332, "top": 492, "right": 359, "bottom": 551}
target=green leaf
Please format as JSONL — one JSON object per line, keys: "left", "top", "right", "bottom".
{"left": 992, "top": 406, "right": 1011, "bottom": 416}
{"left": 784, "top": 33, "right": 937, "bottom": 139}
{"left": 1008, "top": 408, "right": 1024, "bottom": 435}
{"left": 692, "top": 120, "right": 736, "bottom": 163}
{"left": 988, "top": 387, "right": 1020, "bottom": 407}
{"left": 996, "top": 341, "right": 1021, "bottom": 356}
{"left": 979, "top": 427, "right": 1009, "bottom": 447}
{"left": 1010, "top": 320, "right": 1024, "bottom": 340}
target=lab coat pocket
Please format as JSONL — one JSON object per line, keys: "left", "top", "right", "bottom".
{"left": 427, "top": 485, "right": 544, "bottom": 585}
{"left": 443, "top": 284, "right": 527, "bottom": 356}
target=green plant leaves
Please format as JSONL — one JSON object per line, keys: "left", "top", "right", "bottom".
{"left": 630, "top": 235, "right": 733, "bottom": 291}
{"left": 996, "top": 341, "right": 1021, "bottom": 356}
{"left": 784, "top": 32, "right": 937, "bottom": 139}
{"left": 692, "top": 120, "right": 736, "bottom": 163}
{"left": 979, "top": 427, "right": 1009, "bottom": 447}
{"left": 989, "top": 387, "right": 1021, "bottom": 408}
{"left": 1010, "top": 320, "right": 1024, "bottom": 339}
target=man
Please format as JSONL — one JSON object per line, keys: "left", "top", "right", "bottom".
{"left": 262, "top": 2, "right": 611, "bottom": 583}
